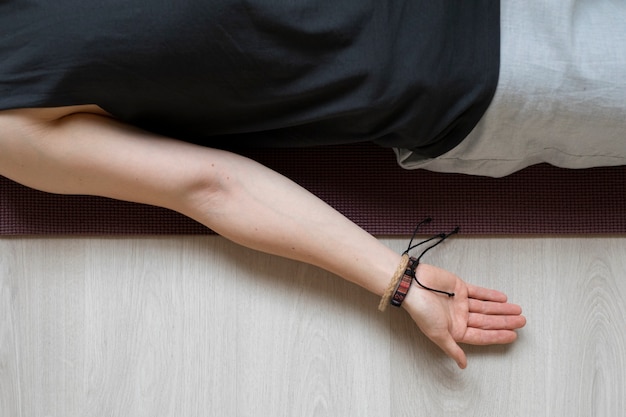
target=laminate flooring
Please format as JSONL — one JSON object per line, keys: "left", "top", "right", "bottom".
{"left": 1, "top": 235, "right": 625, "bottom": 417}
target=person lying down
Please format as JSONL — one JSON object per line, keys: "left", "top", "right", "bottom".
{"left": 2, "top": 1, "right": 625, "bottom": 367}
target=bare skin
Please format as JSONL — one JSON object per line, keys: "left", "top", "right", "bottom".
{"left": 0, "top": 106, "right": 526, "bottom": 368}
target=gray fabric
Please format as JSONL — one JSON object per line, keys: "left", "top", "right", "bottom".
{"left": 396, "top": 0, "right": 626, "bottom": 177}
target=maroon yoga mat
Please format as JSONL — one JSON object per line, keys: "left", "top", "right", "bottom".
{"left": 2, "top": 144, "right": 625, "bottom": 236}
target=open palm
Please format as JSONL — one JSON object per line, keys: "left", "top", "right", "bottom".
{"left": 402, "top": 263, "right": 526, "bottom": 369}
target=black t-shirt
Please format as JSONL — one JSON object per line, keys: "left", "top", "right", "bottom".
{"left": 0, "top": 0, "right": 500, "bottom": 157}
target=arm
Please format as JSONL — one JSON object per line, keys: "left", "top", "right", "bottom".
{"left": 0, "top": 108, "right": 525, "bottom": 368}
{"left": 0, "top": 108, "right": 400, "bottom": 295}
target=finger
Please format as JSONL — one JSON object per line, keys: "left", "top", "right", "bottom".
{"left": 461, "top": 328, "right": 520, "bottom": 346}
{"left": 469, "top": 299, "right": 523, "bottom": 315}
{"left": 432, "top": 333, "right": 468, "bottom": 369}
{"left": 468, "top": 312, "right": 527, "bottom": 330}
{"left": 466, "top": 284, "right": 509, "bottom": 302}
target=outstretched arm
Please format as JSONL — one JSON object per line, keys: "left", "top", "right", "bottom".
{"left": 0, "top": 108, "right": 525, "bottom": 368}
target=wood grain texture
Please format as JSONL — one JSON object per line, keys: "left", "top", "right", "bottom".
{"left": 1, "top": 236, "right": 625, "bottom": 417}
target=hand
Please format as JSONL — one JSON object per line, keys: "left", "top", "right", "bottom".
{"left": 401, "top": 263, "right": 526, "bottom": 369}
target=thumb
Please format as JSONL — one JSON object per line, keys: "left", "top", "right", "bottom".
{"left": 435, "top": 335, "right": 467, "bottom": 369}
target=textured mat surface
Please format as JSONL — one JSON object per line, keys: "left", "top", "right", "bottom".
{"left": 2, "top": 144, "right": 625, "bottom": 236}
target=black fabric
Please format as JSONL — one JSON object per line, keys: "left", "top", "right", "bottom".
{"left": 0, "top": 0, "right": 500, "bottom": 158}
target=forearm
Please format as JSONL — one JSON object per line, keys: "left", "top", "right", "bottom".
{"left": 177, "top": 150, "right": 401, "bottom": 296}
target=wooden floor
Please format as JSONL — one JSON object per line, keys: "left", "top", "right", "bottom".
{"left": 1, "top": 235, "right": 625, "bottom": 417}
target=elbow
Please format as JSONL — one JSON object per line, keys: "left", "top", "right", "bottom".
{"left": 172, "top": 149, "right": 243, "bottom": 223}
